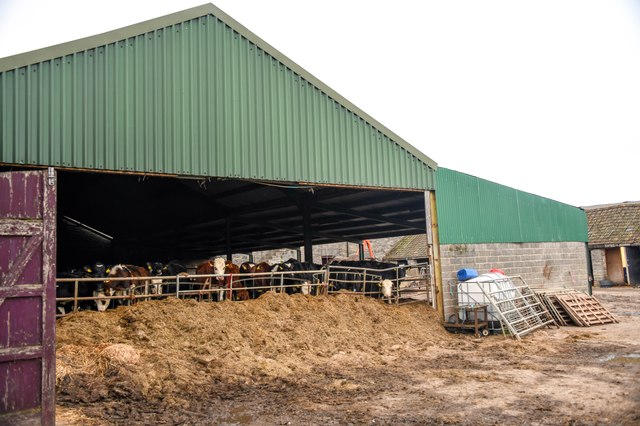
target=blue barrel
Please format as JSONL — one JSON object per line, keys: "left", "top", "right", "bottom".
{"left": 457, "top": 268, "right": 479, "bottom": 281}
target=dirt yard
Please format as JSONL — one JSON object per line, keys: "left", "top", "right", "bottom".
{"left": 55, "top": 287, "right": 640, "bottom": 425}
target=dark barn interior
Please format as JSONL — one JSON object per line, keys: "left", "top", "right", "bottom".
{"left": 1, "top": 167, "right": 428, "bottom": 269}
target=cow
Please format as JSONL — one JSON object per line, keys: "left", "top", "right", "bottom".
{"left": 162, "top": 260, "right": 190, "bottom": 295}
{"left": 56, "top": 262, "right": 111, "bottom": 314}
{"left": 83, "top": 261, "right": 108, "bottom": 279}
{"left": 103, "top": 264, "right": 150, "bottom": 309}
{"left": 56, "top": 268, "right": 84, "bottom": 315}
{"left": 271, "top": 260, "right": 299, "bottom": 294}
{"left": 239, "top": 262, "right": 258, "bottom": 298}
{"left": 162, "top": 259, "right": 188, "bottom": 276}
{"left": 239, "top": 262, "right": 256, "bottom": 275}
{"left": 146, "top": 261, "right": 165, "bottom": 295}
{"left": 195, "top": 259, "right": 226, "bottom": 302}
{"left": 271, "top": 259, "right": 321, "bottom": 295}
{"left": 251, "top": 261, "right": 273, "bottom": 298}
{"left": 221, "top": 260, "right": 250, "bottom": 301}
{"left": 380, "top": 279, "right": 394, "bottom": 304}
{"left": 300, "top": 281, "right": 312, "bottom": 296}
{"left": 84, "top": 261, "right": 111, "bottom": 311}
{"left": 296, "top": 260, "right": 322, "bottom": 295}
{"left": 327, "top": 259, "right": 404, "bottom": 299}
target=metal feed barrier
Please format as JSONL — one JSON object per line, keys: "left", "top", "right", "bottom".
{"left": 55, "top": 262, "right": 432, "bottom": 316}
{"left": 321, "top": 261, "right": 432, "bottom": 305}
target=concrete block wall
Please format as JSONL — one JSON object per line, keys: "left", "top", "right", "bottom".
{"left": 251, "top": 248, "right": 299, "bottom": 264}
{"left": 589, "top": 249, "right": 606, "bottom": 284}
{"left": 253, "top": 236, "right": 405, "bottom": 265}
{"left": 441, "top": 242, "right": 589, "bottom": 318}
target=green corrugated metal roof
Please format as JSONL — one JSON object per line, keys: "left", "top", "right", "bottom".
{"left": 0, "top": 3, "right": 436, "bottom": 190}
{"left": 436, "top": 168, "right": 588, "bottom": 244}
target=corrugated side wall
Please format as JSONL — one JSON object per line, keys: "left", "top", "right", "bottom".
{"left": 0, "top": 14, "right": 434, "bottom": 190}
{"left": 436, "top": 168, "right": 588, "bottom": 244}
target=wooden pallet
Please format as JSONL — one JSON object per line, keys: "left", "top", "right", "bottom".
{"left": 534, "top": 289, "right": 578, "bottom": 326}
{"left": 538, "top": 294, "right": 567, "bottom": 326}
{"left": 554, "top": 293, "right": 618, "bottom": 326}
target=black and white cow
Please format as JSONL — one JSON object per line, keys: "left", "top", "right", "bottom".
{"left": 271, "top": 259, "right": 321, "bottom": 295}
{"left": 327, "top": 259, "right": 404, "bottom": 299}
{"left": 161, "top": 260, "right": 191, "bottom": 295}
{"left": 56, "top": 261, "right": 110, "bottom": 314}
{"left": 146, "top": 261, "right": 166, "bottom": 295}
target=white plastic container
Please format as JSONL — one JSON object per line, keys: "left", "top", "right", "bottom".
{"left": 457, "top": 273, "right": 517, "bottom": 326}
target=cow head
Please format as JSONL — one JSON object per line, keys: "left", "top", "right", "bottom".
{"left": 65, "top": 268, "right": 84, "bottom": 279}
{"left": 273, "top": 262, "right": 293, "bottom": 273}
{"left": 300, "top": 281, "right": 312, "bottom": 295}
{"left": 103, "top": 264, "right": 128, "bottom": 294}
{"left": 147, "top": 262, "right": 164, "bottom": 276}
{"left": 239, "top": 262, "right": 256, "bottom": 274}
{"left": 380, "top": 279, "right": 393, "bottom": 300}
{"left": 93, "top": 262, "right": 107, "bottom": 277}
{"left": 213, "top": 257, "right": 227, "bottom": 282}
{"left": 93, "top": 289, "right": 111, "bottom": 311}
{"left": 163, "top": 260, "right": 187, "bottom": 276}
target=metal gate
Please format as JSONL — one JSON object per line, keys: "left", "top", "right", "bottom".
{"left": 0, "top": 170, "right": 56, "bottom": 425}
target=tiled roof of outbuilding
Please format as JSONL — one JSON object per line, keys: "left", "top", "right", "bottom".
{"left": 585, "top": 201, "right": 640, "bottom": 247}
{"left": 384, "top": 234, "right": 427, "bottom": 260}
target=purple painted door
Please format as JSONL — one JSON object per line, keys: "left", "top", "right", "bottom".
{"left": 0, "top": 170, "right": 56, "bottom": 425}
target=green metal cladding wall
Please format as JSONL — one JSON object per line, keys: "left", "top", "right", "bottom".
{"left": 0, "top": 14, "right": 434, "bottom": 190}
{"left": 436, "top": 168, "right": 588, "bottom": 244}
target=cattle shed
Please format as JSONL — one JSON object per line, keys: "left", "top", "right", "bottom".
{"left": 0, "top": 5, "right": 443, "bottom": 422}
{"left": 0, "top": 4, "right": 440, "bottom": 295}
{"left": 0, "top": 4, "right": 436, "bottom": 266}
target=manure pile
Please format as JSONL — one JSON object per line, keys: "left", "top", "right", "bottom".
{"left": 56, "top": 293, "right": 449, "bottom": 406}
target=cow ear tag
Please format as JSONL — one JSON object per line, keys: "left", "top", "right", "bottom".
{"left": 106, "top": 268, "right": 110, "bottom": 274}
{"left": 148, "top": 265, "right": 152, "bottom": 271}
{"left": 87, "top": 268, "right": 92, "bottom": 273}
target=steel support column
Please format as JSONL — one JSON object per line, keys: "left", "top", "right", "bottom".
{"left": 425, "top": 191, "right": 444, "bottom": 320}
{"left": 586, "top": 243, "right": 594, "bottom": 296}
{"left": 226, "top": 217, "right": 232, "bottom": 260}
{"left": 302, "top": 199, "right": 313, "bottom": 262}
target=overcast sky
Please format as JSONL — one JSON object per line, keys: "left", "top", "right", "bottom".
{"left": 1, "top": 0, "right": 639, "bottom": 207}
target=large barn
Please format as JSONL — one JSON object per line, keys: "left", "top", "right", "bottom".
{"left": 0, "top": 5, "right": 441, "bottom": 423}
{"left": 0, "top": 3, "right": 597, "bottom": 424}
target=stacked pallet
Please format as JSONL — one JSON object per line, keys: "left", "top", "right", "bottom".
{"left": 536, "top": 289, "right": 574, "bottom": 326}
{"left": 533, "top": 289, "right": 618, "bottom": 327}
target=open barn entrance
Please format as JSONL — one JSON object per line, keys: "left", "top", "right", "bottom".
{"left": 1, "top": 165, "right": 439, "bottom": 314}
{"left": 0, "top": 167, "right": 430, "bottom": 270}
{"left": 52, "top": 169, "right": 429, "bottom": 268}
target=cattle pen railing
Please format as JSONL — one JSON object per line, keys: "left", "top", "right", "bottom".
{"left": 322, "top": 262, "right": 431, "bottom": 303}
{"left": 55, "top": 263, "right": 431, "bottom": 316}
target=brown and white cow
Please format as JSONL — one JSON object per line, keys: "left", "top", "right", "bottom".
{"left": 195, "top": 259, "right": 225, "bottom": 302}
{"left": 196, "top": 257, "right": 250, "bottom": 302}
{"left": 220, "top": 259, "right": 250, "bottom": 301}
{"left": 101, "top": 264, "right": 150, "bottom": 310}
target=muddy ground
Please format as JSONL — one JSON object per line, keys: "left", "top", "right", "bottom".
{"left": 55, "top": 287, "right": 640, "bottom": 425}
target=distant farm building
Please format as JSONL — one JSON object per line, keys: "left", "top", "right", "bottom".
{"left": 586, "top": 202, "right": 640, "bottom": 286}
